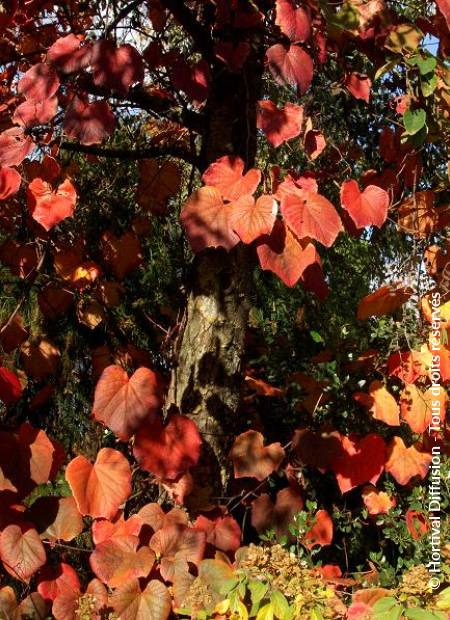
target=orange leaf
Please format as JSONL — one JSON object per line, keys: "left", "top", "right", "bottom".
{"left": 229, "top": 194, "right": 277, "bottom": 244}
{"left": 357, "top": 284, "right": 412, "bottom": 320}
{"left": 110, "top": 579, "right": 171, "bottom": 620}
{"left": 28, "top": 496, "right": 83, "bottom": 542}
{"left": 229, "top": 430, "right": 285, "bottom": 480}
{"left": 101, "top": 230, "right": 143, "bottom": 280}
{"left": 136, "top": 159, "right": 181, "bottom": 214}
{"left": 150, "top": 524, "right": 206, "bottom": 582}
{"left": 385, "top": 436, "right": 431, "bottom": 485}
{"left": 65, "top": 448, "right": 132, "bottom": 519}
{"left": 400, "top": 384, "right": 447, "bottom": 434}
{"left": 397, "top": 190, "right": 438, "bottom": 238}
{"left": 362, "top": 485, "right": 396, "bottom": 515}
{"left": 354, "top": 380, "right": 400, "bottom": 426}
{"left": 303, "top": 509, "right": 333, "bottom": 549}
{"left": 0, "top": 524, "right": 46, "bottom": 582}
{"left": 256, "top": 219, "right": 320, "bottom": 287}
{"left": 90, "top": 535, "right": 155, "bottom": 587}
{"left": 201, "top": 155, "right": 260, "bottom": 201}
{"left": 251, "top": 486, "right": 303, "bottom": 539}
{"left": 281, "top": 188, "right": 343, "bottom": 247}
{"left": 92, "top": 365, "right": 164, "bottom": 441}
{"left": 181, "top": 186, "right": 240, "bottom": 253}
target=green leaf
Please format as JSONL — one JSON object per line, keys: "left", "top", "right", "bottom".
{"left": 372, "top": 597, "right": 404, "bottom": 620}
{"left": 405, "top": 609, "right": 447, "bottom": 620}
{"left": 436, "top": 586, "right": 450, "bottom": 610}
{"left": 421, "top": 73, "right": 438, "bottom": 97}
{"left": 329, "top": 1, "right": 359, "bottom": 30}
{"left": 403, "top": 108, "right": 426, "bottom": 135}
{"left": 248, "top": 581, "right": 269, "bottom": 606}
{"left": 270, "top": 592, "right": 290, "bottom": 620}
{"left": 199, "top": 559, "right": 238, "bottom": 596}
{"left": 310, "top": 609, "right": 325, "bottom": 620}
{"left": 310, "top": 330, "right": 324, "bottom": 343}
{"left": 256, "top": 603, "right": 274, "bottom": 620}
{"left": 417, "top": 56, "right": 437, "bottom": 75}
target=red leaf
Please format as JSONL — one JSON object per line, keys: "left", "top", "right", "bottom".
{"left": 171, "top": 59, "right": 210, "bottom": 107}
{"left": 275, "top": 0, "right": 311, "bottom": 42}
{"left": 0, "top": 127, "right": 35, "bottom": 167}
{"left": 65, "top": 448, "right": 132, "bottom": 519}
{"left": 18, "top": 63, "right": 60, "bottom": 102}
{"left": 229, "top": 429, "right": 285, "bottom": 480}
{"left": 436, "top": 0, "right": 450, "bottom": 30}
{"left": 90, "top": 535, "right": 155, "bottom": 587}
{"left": 281, "top": 188, "right": 343, "bottom": 247}
{"left": 110, "top": 579, "right": 171, "bottom": 620}
{"left": 304, "top": 128, "right": 326, "bottom": 160}
{"left": 0, "top": 423, "right": 63, "bottom": 496}
{"left": 64, "top": 96, "right": 116, "bottom": 145}
{"left": 12, "top": 96, "right": 58, "bottom": 128}
{"left": 133, "top": 413, "right": 202, "bottom": 480}
{"left": 37, "top": 563, "right": 80, "bottom": 602}
{"left": 257, "top": 100, "right": 304, "bottom": 148}
{"left": 303, "top": 509, "right": 333, "bottom": 548}
{"left": 344, "top": 73, "right": 371, "bottom": 103}
{"left": 266, "top": 44, "right": 313, "bottom": 94}
{"left": 331, "top": 434, "right": 386, "bottom": 493}
{"left": 0, "top": 367, "right": 22, "bottom": 405}
{"left": 387, "top": 350, "right": 427, "bottom": 384}
{"left": 0, "top": 314, "right": 27, "bottom": 353}
{"left": 229, "top": 194, "right": 277, "bottom": 243}
{"left": 150, "top": 524, "right": 206, "bottom": 582}
{"left": 93, "top": 365, "right": 163, "bottom": 441}
{"left": 256, "top": 219, "right": 319, "bottom": 287}
{"left": 202, "top": 156, "right": 261, "bottom": 201}
{"left": 405, "top": 510, "right": 428, "bottom": 540}
{"left": 27, "top": 177, "right": 76, "bottom": 231}
{"left": 181, "top": 186, "right": 240, "bottom": 252}
{"left": 92, "top": 40, "right": 144, "bottom": 94}
{"left": 0, "top": 523, "right": 46, "bottom": 582}
{"left": 341, "top": 180, "right": 389, "bottom": 228}
{"left": 214, "top": 41, "right": 250, "bottom": 71}
{"left": 251, "top": 486, "right": 303, "bottom": 539}
{"left": 0, "top": 165, "right": 21, "bottom": 200}
{"left": 385, "top": 437, "right": 432, "bottom": 485}
{"left": 194, "top": 513, "right": 241, "bottom": 552}
{"left": 47, "top": 34, "right": 92, "bottom": 74}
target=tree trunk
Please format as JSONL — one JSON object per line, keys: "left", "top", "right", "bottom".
{"left": 168, "top": 53, "right": 263, "bottom": 498}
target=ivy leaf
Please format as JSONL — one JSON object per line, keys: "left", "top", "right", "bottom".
{"left": 403, "top": 108, "right": 426, "bottom": 135}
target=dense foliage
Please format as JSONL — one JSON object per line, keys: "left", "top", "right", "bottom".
{"left": 0, "top": 0, "right": 449, "bottom": 618}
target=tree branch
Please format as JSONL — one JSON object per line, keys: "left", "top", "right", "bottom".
{"left": 105, "top": 0, "right": 146, "bottom": 37}
{"left": 59, "top": 141, "right": 199, "bottom": 166}
{"left": 159, "top": 0, "right": 214, "bottom": 61}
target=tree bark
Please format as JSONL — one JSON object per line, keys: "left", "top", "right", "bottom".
{"left": 168, "top": 52, "right": 263, "bottom": 498}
